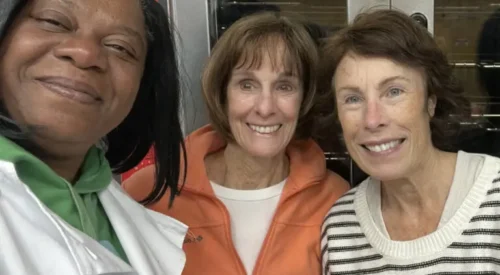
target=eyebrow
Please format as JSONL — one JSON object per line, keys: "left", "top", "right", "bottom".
{"left": 336, "top": 75, "right": 411, "bottom": 92}
{"left": 377, "top": 75, "right": 411, "bottom": 89}
{"left": 54, "top": 0, "right": 146, "bottom": 47}
{"left": 56, "top": 0, "right": 75, "bottom": 8}
{"left": 231, "top": 70, "right": 298, "bottom": 79}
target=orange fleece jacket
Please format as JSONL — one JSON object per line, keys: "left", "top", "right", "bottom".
{"left": 123, "top": 125, "right": 349, "bottom": 275}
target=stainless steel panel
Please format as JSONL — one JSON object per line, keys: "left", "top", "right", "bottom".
{"left": 214, "top": 0, "right": 348, "bottom": 38}
{"left": 347, "top": 0, "right": 390, "bottom": 23}
{"left": 391, "top": 0, "right": 434, "bottom": 34}
{"left": 434, "top": 1, "right": 500, "bottom": 113}
{"left": 432, "top": 0, "right": 500, "bottom": 156}
{"left": 159, "top": 0, "right": 211, "bottom": 136}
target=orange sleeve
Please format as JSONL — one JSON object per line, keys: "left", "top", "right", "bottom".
{"left": 122, "top": 165, "right": 156, "bottom": 202}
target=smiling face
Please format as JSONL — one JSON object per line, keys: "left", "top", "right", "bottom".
{"left": 226, "top": 43, "right": 303, "bottom": 158}
{"left": 334, "top": 52, "right": 436, "bottom": 181}
{"left": 0, "top": 0, "right": 147, "bottom": 154}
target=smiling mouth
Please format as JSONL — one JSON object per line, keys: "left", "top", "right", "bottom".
{"left": 247, "top": 124, "right": 282, "bottom": 134}
{"left": 362, "top": 138, "right": 405, "bottom": 153}
{"left": 36, "top": 77, "right": 101, "bottom": 105}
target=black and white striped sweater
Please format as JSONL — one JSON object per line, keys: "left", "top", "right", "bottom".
{"left": 321, "top": 153, "right": 500, "bottom": 275}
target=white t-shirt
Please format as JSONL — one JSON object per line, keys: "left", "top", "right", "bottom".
{"left": 211, "top": 180, "right": 286, "bottom": 275}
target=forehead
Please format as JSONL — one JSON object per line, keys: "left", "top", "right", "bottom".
{"left": 334, "top": 52, "right": 424, "bottom": 87}
{"left": 232, "top": 37, "right": 301, "bottom": 77}
{"left": 29, "top": 0, "right": 146, "bottom": 35}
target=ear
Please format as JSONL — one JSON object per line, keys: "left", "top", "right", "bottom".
{"left": 427, "top": 94, "right": 437, "bottom": 117}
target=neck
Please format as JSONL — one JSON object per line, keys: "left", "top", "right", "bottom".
{"left": 21, "top": 137, "right": 88, "bottom": 183}
{"left": 40, "top": 154, "right": 86, "bottom": 183}
{"left": 210, "top": 142, "right": 289, "bottom": 190}
{"left": 380, "top": 148, "right": 457, "bottom": 216}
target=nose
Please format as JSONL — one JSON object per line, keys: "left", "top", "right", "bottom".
{"left": 255, "top": 88, "right": 276, "bottom": 118}
{"left": 363, "top": 100, "right": 388, "bottom": 130}
{"left": 52, "top": 35, "right": 107, "bottom": 71}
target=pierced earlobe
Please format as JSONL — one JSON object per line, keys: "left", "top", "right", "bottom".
{"left": 427, "top": 95, "right": 437, "bottom": 117}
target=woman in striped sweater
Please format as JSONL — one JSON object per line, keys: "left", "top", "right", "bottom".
{"left": 320, "top": 9, "right": 500, "bottom": 274}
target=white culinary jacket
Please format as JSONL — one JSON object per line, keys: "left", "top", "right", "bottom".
{"left": 0, "top": 160, "right": 187, "bottom": 275}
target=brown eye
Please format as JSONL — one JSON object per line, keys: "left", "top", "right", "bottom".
{"left": 38, "top": 17, "right": 68, "bottom": 30}
{"left": 277, "top": 84, "right": 293, "bottom": 91}
{"left": 239, "top": 81, "right": 254, "bottom": 90}
{"left": 106, "top": 44, "right": 134, "bottom": 57}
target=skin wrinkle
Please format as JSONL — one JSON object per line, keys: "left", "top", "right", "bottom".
{"left": 334, "top": 52, "right": 456, "bottom": 240}
{"left": 0, "top": 0, "right": 147, "bottom": 182}
{"left": 206, "top": 41, "right": 302, "bottom": 190}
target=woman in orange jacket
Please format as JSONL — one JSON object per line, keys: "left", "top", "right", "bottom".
{"left": 124, "top": 12, "right": 349, "bottom": 275}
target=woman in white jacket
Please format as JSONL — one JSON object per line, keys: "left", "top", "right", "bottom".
{"left": 0, "top": 0, "right": 187, "bottom": 274}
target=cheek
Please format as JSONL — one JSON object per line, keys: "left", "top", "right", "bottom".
{"left": 389, "top": 100, "right": 429, "bottom": 135}
{"left": 3, "top": 22, "right": 54, "bottom": 70}
{"left": 278, "top": 95, "right": 302, "bottom": 120}
{"left": 0, "top": 37, "right": 36, "bottom": 83}
{"left": 227, "top": 104, "right": 241, "bottom": 123}
{"left": 413, "top": 112, "right": 433, "bottom": 140}
{"left": 227, "top": 92, "right": 255, "bottom": 119}
{"left": 338, "top": 110, "right": 360, "bottom": 139}
{"left": 110, "top": 65, "right": 143, "bottom": 108}
{"left": 100, "top": 66, "right": 144, "bottom": 130}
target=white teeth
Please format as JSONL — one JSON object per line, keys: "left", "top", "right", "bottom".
{"left": 249, "top": 124, "right": 281, "bottom": 134}
{"left": 366, "top": 140, "right": 401, "bottom": 153}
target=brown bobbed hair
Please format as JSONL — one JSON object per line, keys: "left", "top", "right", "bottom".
{"left": 202, "top": 12, "right": 320, "bottom": 141}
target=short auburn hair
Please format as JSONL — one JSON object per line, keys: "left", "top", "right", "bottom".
{"left": 320, "top": 9, "right": 471, "bottom": 151}
{"left": 202, "top": 12, "right": 320, "bottom": 141}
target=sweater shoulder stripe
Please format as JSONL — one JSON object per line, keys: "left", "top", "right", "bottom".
{"left": 325, "top": 257, "right": 500, "bottom": 275}
{"left": 449, "top": 242, "right": 500, "bottom": 250}
{"left": 322, "top": 163, "right": 500, "bottom": 275}
{"left": 429, "top": 272, "right": 498, "bottom": 275}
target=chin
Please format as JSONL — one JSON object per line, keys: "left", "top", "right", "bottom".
{"left": 244, "top": 146, "right": 284, "bottom": 159}
{"left": 369, "top": 173, "right": 404, "bottom": 182}
{"left": 360, "top": 163, "right": 409, "bottom": 182}
{"left": 249, "top": 151, "right": 281, "bottom": 159}
{"left": 27, "top": 118, "right": 98, "bottom": 143}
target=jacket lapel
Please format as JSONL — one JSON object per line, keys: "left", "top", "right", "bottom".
{"left": 99, "top": 181, "right": 187, "bottom": 275}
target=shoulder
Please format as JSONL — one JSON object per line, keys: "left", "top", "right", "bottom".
{"left": 318, "top": 170, "right": 351, "bottom": 199}
{"left": 105, "top": 181, "right": 188, "bottom": 234}
{"left": 300, "top": 170, "right": 350, "bottom": 207}
{"left": 102, "top": 182, "right": 187, "bottom": 274}
{"left": 0, "top": 160, "right": 25, "bottom": 190}
{"left": 460, "top": 151, "right": 500, "bottom": 167}
{"left": 459, "top": 151, "right": 500, "bottom": 180}
{"left": 322, "top": 178, "right": 369, "bottom": 228}
{"left": 0, "top": 159, "right": 16, "bottom": 175}
{"left": 479, "top": 153, "right": 500, "bottom": 171}
{"left": 321, "top": 185, "right": 364, "bottom": 248}
{"left": 325, "top": 170, "right": 351, "bottom": 189}
{"left": 324, "top": 186, "right": 358, "bottom": 218}
{"left": 121, "top": 165, "right": 156, "bottom": 202}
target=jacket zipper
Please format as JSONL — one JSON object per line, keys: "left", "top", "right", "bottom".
{"left": 183, "top": 186, "right": 247, "bottom": 274}
{"left": 252, "top": 181, "right": 321, "bottom": 275}
{"left": 250, "top": 198, "right": 282, "bottom": 275}
{"left": 184, "top": 181, "right": 320, "bottom": 275}
{"left": 213, "top": 197, "right": 248, "bottom": 275}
